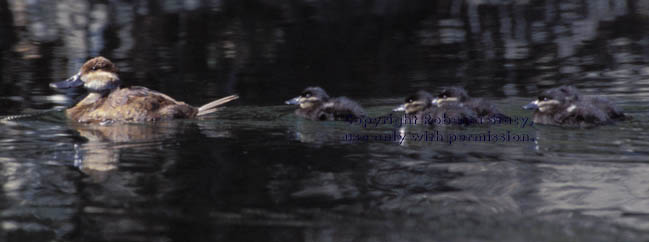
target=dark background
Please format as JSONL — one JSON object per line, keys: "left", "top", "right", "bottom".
{"left": 2, "top": 0, "right": 647, "bottom": 113}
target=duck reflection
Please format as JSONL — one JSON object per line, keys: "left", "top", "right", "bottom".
{"left": 68, "top": 120, "right": 227, "bottom": 181}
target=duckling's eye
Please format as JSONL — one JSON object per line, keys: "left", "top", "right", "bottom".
{"left": 538, "top": 96, "right": 549, "bottom": 101}
{"left": 407, "top": 98, "right": 413, "bottom": 103}
{"left": 438, "top": 92, "right": 448, "bottom": 98}
{"left": 92, "top": 66, "right": 98, "bottom": 71}
{"left": 303, "top": 92, "right": 311, "bottom": 98}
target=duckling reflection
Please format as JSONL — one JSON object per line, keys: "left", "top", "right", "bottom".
{"left": 433, "top": 87, "right": 510, "bottom": 121}
{"left": 522, "top": 85, "right": 629, "bottom": 127}
{"left": 285, "top": 86, "right": 365, "bottom": 121}
{"left": 394, "top": 90, "right": 478, "bottom": 126}
{"left": 286, "top": 118, "right": 353, "bottom": 144}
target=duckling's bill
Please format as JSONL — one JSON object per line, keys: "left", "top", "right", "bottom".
{"left": 285, "top": 96, "right": 300, "bottom": 105}
{"left": 522, "top": 100, "right": 539, "bottom": 110}
{"left": 393, "top": 104, "right": 406, "bottom": 112}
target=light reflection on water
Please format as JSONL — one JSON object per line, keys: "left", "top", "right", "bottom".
{"left": 2, "top": 0, "right": 649, "bottom": 241}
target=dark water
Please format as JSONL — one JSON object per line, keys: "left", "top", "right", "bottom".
{"left": 2, "top": 0, "right": 649, "bottom": 241}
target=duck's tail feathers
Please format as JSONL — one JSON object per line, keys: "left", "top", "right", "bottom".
{"left": 197, "top": 94, "right": 239, "bottom": 117}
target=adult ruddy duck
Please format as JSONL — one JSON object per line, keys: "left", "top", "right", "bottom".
{"left": 522, "top": 85, "right": 629, "bottom": 127}
{"left": 50, "top": 57, "right": 238, "bottom": 123}
{"left": 285, "top": 86, "right": 365, "bottom": 121}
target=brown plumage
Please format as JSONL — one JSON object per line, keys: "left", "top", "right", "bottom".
{"left": 51, "top": 57, "right": 238, "bottom": 123}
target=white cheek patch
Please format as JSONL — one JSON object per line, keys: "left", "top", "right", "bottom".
{"left": 409, "top": 101, "right": 425, "bottom": 108}
{"left": 566, "top": 104, "right": 577, "bottom": 113}
{"left": 406, "top": 101, "right": 426, "bottom": 113}
{"left": 81, "top": 71, "right": 119, "bottom": 82}
{"left": 433, "top": 97, "right": 459, "bottom": 106}
{"left": 81, "top": 71, "right": 120, "bottom": 92}
{"left": 537, "top": 99, "right": 559, "bottom": 112}
{"left": 298, "top": 96, "right": 317, "bottom": 103}
{"left": 538, "top": 100, "right": 560, "bottom": 106}
{"left": 414, "top": 100, "right": 425, "bottom": 105}
{"left": 84, "top": 80, "right": 106, "bottom": 90}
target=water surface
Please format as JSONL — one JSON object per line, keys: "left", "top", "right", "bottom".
{"left": 2, "top": 0, "right": 649, "bottom": 241}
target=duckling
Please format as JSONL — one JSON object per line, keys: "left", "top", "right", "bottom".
{"left": 394, "top": 90, "right": 478, "bottom": 125}
{"left": 433, "top": 86, "right": 510, "bottom": 121}
{"left": 285, "top": 86, "right": 365, "bottom": 121}
{"left": 522, "top": 85, "right": 629, "bottom": 127}
{"left": 50, "top": 56, "right": 239, "bottom": 123}
{"left": 393, "top": 90, "right": 436, "bottom": 121}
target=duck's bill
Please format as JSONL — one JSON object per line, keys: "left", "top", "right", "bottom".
{"left": 285, "top": 96, "right": 300, "bottom": 105}
{"left": 393, "top": 104, "right": 406, "bottom": 112}
{"left": 522, "top": 100, "right": 539, "bottom": 110}
{"left": 50, "top": 73, "right": 83, "bottom": 89}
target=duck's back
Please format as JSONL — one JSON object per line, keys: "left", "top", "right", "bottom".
{"left": 433, "top": 103, "right": 478, "bottom": 125}
{"left": 323, "top": 97, "right": 365, "bottom": 120}
{"left": 589, "top": 96, "right": 629, "bottom": 120}
{"left": 533, "top": 102, "right": 609, "bottom": 127}
{"left": 68, "top": 86, "right": 197, "bottom": 122}
{"left": 465, "top": 98, "right": 510, "bottom": 121}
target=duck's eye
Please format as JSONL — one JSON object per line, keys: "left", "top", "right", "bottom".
{"left": 538, "top": 96, "right": 549, "bottom": 101}
{"left": 407, "top": 98, "right": 413, "bottom": 103}
{"left": 303, "top": 92, "right": 311, "bottom": 98}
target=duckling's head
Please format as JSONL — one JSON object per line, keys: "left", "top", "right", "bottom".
{"left": 394, "top": 90, "right": 434, "bottom": 115}
{"left": 285, "top": 86, "right": 330, "bottom": 109}
{"left": 432, "top": 87, "right": 469, "bottom": 106}
{"left": 523, "top": 85, "right": 580, "bottom": 113}
{"left": 50, "top": 56, "right": 120, "bottom": 94}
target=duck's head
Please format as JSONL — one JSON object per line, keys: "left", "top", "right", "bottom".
{"left": 285, "top": 86, "right": 330, "bottom": 109}
{"left": 432, "top": 87, "right": 469, "bottom": 106}
{"left": 50, "top": 56, "right": 120, "bottom": 94}
{"left": 394, "top": 90, "right": 434, "bottom": 114}
{"left": 523, "top": 85, "right": 580, "bottom": 113}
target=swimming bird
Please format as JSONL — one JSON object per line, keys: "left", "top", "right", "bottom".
{"left": 522, "top": 85, "right": 629, "bottom": 127}
{"left": 50, "top": 56, "right": 238, "bottom": 123}
{"left": 285, "top": 86, "right": 365, "bottom": 121}
{"left": 433, "top": 86, "right": 509, "bottom": 121}
{"left": 394, "top": 90, "right": 478, "bottom": 125}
